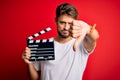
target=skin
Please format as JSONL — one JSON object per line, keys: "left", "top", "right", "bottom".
{"left": 22, "top": 14, "right": 99, "bottom": 80}
{"left": 55, "top": 14, "right": 99, "bottom": 52}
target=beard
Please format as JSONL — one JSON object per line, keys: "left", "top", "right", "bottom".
{"left": 58, "top": 29, "right": 71, "bottom": 38}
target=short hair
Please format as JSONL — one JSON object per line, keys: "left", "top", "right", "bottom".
{"left": 56, "top": 3, "right": 78, "bottom": 20}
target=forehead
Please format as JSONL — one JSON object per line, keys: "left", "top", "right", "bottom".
{"left": 57, "top": 14, "right": 75, "bottom": 22}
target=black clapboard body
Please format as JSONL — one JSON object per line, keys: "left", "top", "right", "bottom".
{"left": 27, "top": 27, "right": 55, "bottom": 61}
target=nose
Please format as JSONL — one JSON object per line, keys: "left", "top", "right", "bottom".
{"left": 64, "top": 23, "right": 70, "bottom": 30}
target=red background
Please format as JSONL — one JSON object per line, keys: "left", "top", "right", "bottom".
{"left": 0, "top": 0, "right": 120, "bottom": 80}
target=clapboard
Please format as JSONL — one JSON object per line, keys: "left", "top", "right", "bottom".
{"left": 27, "top": 27, "right": 55, "bottom": 61}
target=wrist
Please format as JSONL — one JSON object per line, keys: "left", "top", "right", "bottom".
{"left": 27, "top": 62, "right": 34, "bottom": 67}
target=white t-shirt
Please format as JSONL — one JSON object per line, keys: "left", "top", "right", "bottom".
{"left": 33, "top": 38, "right": 93, "bottom": 80}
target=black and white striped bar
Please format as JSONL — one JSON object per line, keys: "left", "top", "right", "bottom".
{"left": 28, "top": 27, "right": 52, "bottom": 40}
{"left": 27, "top": 27, "right": 55, "bottom": 61}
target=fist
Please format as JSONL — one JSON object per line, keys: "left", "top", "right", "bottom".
{"left": 22, "top": 47, "right": 32, "bottom": 64}
{"left": 71, "top": 20, "right": 90, "bottom": 51}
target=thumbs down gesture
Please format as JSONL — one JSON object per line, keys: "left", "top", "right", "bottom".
{"left": 71, "top": 20, "right": 91, "bottom": 51}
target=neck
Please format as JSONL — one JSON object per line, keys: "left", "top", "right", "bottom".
{"left": 54, "top": 36, "right": 72, "bottom": 44}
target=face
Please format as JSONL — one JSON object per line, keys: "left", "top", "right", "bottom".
{"left": 56, "top": 14, "right": 75, "bottom": 38}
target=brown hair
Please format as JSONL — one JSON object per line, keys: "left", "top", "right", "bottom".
{"left": 56, "top": 3, "right": 78, "bottom": 21}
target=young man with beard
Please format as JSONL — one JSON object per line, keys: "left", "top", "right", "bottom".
{"left": 22, "top": 3, "right": 99, "bottom": 80}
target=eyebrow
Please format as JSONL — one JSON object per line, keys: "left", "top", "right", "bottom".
{"left": 59, "top": 21, "right": 73, "bottom": 24}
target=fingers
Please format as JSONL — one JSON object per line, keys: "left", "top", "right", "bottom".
{"left": 70, "top": 30, "right": 82, "bottom": 38}
{"left": 70, "top": 20, "right": 83, "bottom": 38}
{"left": 71, "top": 20, "right": 82, "bottom": 30}
{"left": 71, "top": 20, "right": 91, "bottom": 38}
{"left": 71, "top": 25, "right": 81, "bottom": 30}
{"left": 72, "top": 20, "right": 91, "bottom": 52}
{"left": 22, "top": 47, "right": 31, "bottom": 64}
{"left": 72, "top": 20, "right": 81, "bottom": 26}
{"left": 25, "top": 47, "right": 31, "bottom": 53}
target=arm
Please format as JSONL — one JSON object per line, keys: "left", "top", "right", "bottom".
{"left": 27, "top": 63, "right": 40, "bottom": 80}
{"left": 22, "top": 47, "right": 40, "bottom": 80}
{"left": 83, "top": 24, "right": 99, "bottom": 53}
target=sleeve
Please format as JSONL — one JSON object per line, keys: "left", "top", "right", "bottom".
{"left": 33, "top": 61, "right": 41, "bottom": 71}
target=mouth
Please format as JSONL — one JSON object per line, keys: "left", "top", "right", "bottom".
{"left": 58, "top": 30, "right": 70, "bottom": 38}
{"left": 62, "top": 30, "right": 69, "bottom": 34}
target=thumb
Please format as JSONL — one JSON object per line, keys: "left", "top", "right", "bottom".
{"left": 73, "top": 38, "right": 79, "bottom": 52}
{"left": 73, "top": 35, "right": 84, "bottom": 52}
{"left": 73, "top": 30, "right": 87, "bottom": 52}
{"left": 73, "top": 21, "right": 91, "bottom": 52}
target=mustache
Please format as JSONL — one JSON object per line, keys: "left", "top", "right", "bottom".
{"left": 62, "top": 29, "right": 70, "bottom": 31}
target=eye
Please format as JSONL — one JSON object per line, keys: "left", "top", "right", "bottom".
{"left": 59, "top": 21, "right": 66, "bottom": 24}
{"left": 68, "top": 22, "right": 73, "bottom": 26}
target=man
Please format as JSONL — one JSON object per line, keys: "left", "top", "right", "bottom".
{"left": 22, "top": 3, "right": 99, "bottom": 80}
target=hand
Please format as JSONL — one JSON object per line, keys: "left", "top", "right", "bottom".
{"left": 22, "top": 47, "right": 32, "bottom": 64}
{"left": 71, "top": 20, "right": 90, "bottom": 51}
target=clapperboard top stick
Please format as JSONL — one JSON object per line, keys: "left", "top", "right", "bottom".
{"left": 27, "top": 27, "right": 55, "bottom": 61}
{"left": 27, "top": 27, "right": 52, "bottom": 40}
